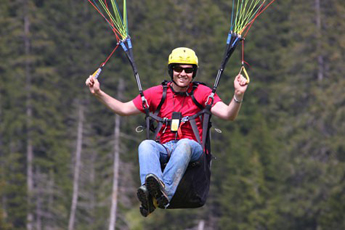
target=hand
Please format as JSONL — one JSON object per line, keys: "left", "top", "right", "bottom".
{"left": 85, "top": 75, "right": 101, "bottom": 95}
{"left": 234, "top": 74, "right": 248, "bottom": 94}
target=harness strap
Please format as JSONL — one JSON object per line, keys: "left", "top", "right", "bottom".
{"left": 144, "top": 81, "right": 168, "bottom": 140}
{"left": 154, "top": 122, "right": 163, "bottom": 140}
{"left": 191, "top": 94, "right": 204, "bottom": 110}
{"left": 189, "top": 119, "right": 202, "bottom": 144}
{"left": 155, "top": 81, "right": 168, "bottom": 115}
{"left": 201, "top": 105, "right": 212, "bottom": 151}
{"left": 145, "top": 111, "right": 151, "bottom": 139}
{"left": 190, "top": 83, "right": 204, "bottom": 110}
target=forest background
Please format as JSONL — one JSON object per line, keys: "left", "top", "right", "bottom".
{"left": 1, "top": 0, "right": 345, "bottom": 230}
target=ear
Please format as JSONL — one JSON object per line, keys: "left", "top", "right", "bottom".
{"left": 168, "top": 64, "right": 174, "bottom": 78}
{"left": 192, "top": 65, "right": 198, "bottom": 78}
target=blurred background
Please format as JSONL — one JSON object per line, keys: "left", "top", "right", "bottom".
{"left": 1, "top": 0, "right": 344, "bottom": 229}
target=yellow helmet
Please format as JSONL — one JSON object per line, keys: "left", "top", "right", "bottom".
{"left": 168, "top": 47, "right": 199, "bottom": 66}
{"left": 168, "top": 47, "right": 198, "bottom": 78}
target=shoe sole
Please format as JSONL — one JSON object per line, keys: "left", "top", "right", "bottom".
{"left": 139, "top": 206, "right": 149, "bottom": 217}
{"left": 146, "top": 176, "right": 169, "bottom": 208}
{"left": 137, "top": 188, "right": 155, "bottom": 215}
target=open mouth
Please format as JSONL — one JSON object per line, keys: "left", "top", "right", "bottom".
{"left": 177, "top": 76, "right": 188, "bottom": 82}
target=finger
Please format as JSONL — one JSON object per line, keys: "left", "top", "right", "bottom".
{"left": 85, "top": 75, "right": 92, "bottom": 86}
{"left": 240, "top": 76, "right": 249, "bottom": 85}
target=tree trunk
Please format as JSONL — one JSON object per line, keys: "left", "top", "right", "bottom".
{"left": 0, "top": 72, "right": 5, "bottom": 225}
{"left": 24, "top": 0, "right": 34, "bottom": 229}
{"left": 197, "top": 220, "right": 205, "bottom": 230}
{"left": 48, "top": 170, "right": 55, "bottom": 230}
{"left": 68, "top": 103, "right": 84, "bottom": 230}
{"left": 108, "top": 79, "right": 124, "bottom": 230}
{"left": 35, "top": 167, "right": 42, "bottom": 230}
{"left": 315, "top": 0, "right": 324, "bottom": 81}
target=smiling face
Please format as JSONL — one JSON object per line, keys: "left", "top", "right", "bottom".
{"left": 171, "top": 64, "right": 194, "bottom": 91}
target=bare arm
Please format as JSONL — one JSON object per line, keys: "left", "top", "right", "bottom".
{"left": 211, "top": 74, "right": 248, "bottom": 120}
{"left": 85, "top": 76, "right": 141, "bottom": 116}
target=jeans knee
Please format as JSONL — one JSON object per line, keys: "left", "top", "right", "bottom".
{"left": 138, "top": 139, "right": 156, "bottom": 151}
{"left": 138, "top": 140, "right": 156, "bottom": 157}
{"left": 178, "top": 139, "right": 191, "bottom": 145}
{"left": 175, "top": 139, "right": 192, "bottom": 157}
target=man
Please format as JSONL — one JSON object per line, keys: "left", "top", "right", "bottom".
{"left": 85, "top": 47, "right": 248, "bottom": 217}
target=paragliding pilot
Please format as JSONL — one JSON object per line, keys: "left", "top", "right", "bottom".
{"left": 86, "top": 47, "right": 248, "bottom": 217}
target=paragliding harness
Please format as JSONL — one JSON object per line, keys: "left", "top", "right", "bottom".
{"left": 142, "top": 80, "right": 214, "bottom": 209}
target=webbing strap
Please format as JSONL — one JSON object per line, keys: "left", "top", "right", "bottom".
{"left": 145, "top": 112, "right": 150, "bottom": 139}
{"left": 191, "top": 92, "right": 204, "bottom": 110}
{"left": 145, "top": 112, "right": 165, "bottom": 140}
{"left": 155, "top": 81, "right": 168, "bottom": 116}
{"left": 201, "top": 105, "right": 212, "bottom": 150}
{"left": 154, "top": 122, "right": 163, "bottom": 140}
{"left": 189, "top": 119, "right": 202, "bottom": 144}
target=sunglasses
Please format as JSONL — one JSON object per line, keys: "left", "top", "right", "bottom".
{"left": 172, "top": 66, "right": 194, "bottom": 74}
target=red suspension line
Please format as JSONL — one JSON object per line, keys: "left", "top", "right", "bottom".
{"left": 101, "top": 44, "right": 120, "bottom": 67}
{"left": 241, "top": 40, "right": 250, "bottom": 67}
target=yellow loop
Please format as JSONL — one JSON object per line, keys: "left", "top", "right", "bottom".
{"left": 238, "top": 66, "right": 250, "bottom": 84}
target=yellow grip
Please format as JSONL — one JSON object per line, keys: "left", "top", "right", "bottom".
{"left": 91, "top": 68, "right": 102, "bottom": 79}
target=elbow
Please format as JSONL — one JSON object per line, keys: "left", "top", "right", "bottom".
{"left": 116, "top": 109, "right": 133, "bottom": 117}
{"left": 217, "top": 113, "right": 237, "bottom": 121}
{"left": 116, "top": 112, "right": 127, "bottom": 117}
{"left": 226, "top": 112, "right": 239, "bottom": 121}
{"left": 116, "top": 104, "right": 140, "bottom": 116}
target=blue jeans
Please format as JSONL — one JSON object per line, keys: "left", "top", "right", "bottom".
{"left": 138, "top": 138, "right": 203, "bottom": 201}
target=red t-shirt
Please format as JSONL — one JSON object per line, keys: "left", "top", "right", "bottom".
{"left": 133, "top": 82, "right": 222, "bottom": 144}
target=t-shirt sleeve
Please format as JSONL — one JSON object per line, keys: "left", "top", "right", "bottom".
{"left": 132, "top": 85, "right": 162, "bottom": 113}
{"left": 195, "top": 84, "right": 222, "bottom": 107}
{"left": 132, "top": 94, "right": 144, "bottom": 112}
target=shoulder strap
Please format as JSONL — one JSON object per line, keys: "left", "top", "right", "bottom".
{"left": 145, "top": 80, "right": 168, "bottom": 141}
{"left": 154, "top": 80, "right": 169, "bottom": 115}
{"left": 189, "top": 82, "right": 214, "bottom": 152}
{"left": 190, "top": 82, "right": 204, "bottom": 110}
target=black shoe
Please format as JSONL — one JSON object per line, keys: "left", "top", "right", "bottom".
{"left": 145, "top": 174, "right": 169, "bottom": 209}
{"left": 137, "top": 185, "right": 155, "bottom": 217}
